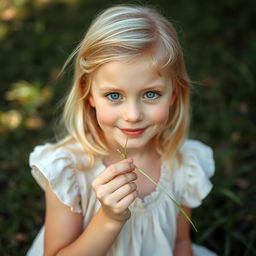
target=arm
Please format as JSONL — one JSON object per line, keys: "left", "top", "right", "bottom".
{"left": 173, "top": 205, "right": 193, "bottom": 256}
{"left": 44, "top": 158, "right": 137, "bottom": 256}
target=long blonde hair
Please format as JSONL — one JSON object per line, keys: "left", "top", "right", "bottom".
{"left": 58, "top": 5, "right": 190, "bottom": 168}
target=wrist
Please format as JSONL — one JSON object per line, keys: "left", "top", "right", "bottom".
{"left": 98, "top": 207, "right": 128, "bottom": 230}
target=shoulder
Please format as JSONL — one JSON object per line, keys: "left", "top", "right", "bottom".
{"left": 29, "top": 140, "right": 91, "bottom": 213}
{"left": 180, "top": 139, "right": 215, "bottom": 178}
{"left": 29, "top": 140, "right": 90, "bottom": 172}
{"left": 172, "top": 139, "right": 215, "bottom": 208}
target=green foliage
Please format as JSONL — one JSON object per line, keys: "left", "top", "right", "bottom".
{"left": 0, "top": 0, "right": 255, "bottom": 255}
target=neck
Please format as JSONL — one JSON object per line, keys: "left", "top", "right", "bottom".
{"left": 125, "top": 146, "right": 157, "bottom": 159}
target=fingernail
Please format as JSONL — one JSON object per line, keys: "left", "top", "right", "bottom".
{"left": 127, "top": 158, "right": 133, "bottom": 164}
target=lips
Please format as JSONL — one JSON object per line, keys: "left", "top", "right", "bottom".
{"left": 120, "top": 128, "right": 146, "bottom": 137}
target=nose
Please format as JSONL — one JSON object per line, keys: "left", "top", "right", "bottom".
{"left": 123, "top": 100, "right": 143, "bottom": 122}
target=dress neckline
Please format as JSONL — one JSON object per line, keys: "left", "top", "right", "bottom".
{"left": 131, "top": 161, "right": 172, "bottom": 211}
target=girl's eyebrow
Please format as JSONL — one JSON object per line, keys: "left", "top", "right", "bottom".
{"left": 98, "top": 84, "right": 167, "bottom": 92}
{"left": 98, "top": 86, "right": 123, "bottom": 92}
{"left": 142, "top": 85, "right": 167, "bottom": 90}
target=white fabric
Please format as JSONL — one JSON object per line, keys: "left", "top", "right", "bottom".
{"left": 26, "top": 139, "right": 217, "bottom": 256}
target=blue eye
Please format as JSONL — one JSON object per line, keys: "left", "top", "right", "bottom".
{"left": 107, "top": 92, "right": 121, "bottom": 101}
{"left": 144, "top": 91, "right": 159, "bottom": 99}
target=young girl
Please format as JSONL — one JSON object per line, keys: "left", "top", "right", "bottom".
{"left": 27, "top": 5, "right": 216, "bottom": 256}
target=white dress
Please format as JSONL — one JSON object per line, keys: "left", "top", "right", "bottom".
{"left": 26, "top": 139, "right": 217, "bottom": 256}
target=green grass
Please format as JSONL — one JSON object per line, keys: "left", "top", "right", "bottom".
{"left": 0, "top": 0, "right": 255, "bottom": 255}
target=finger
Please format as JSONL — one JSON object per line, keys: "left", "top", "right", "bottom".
{"left": 116, "top": 190, "right": 138, "bottom": 211}
{"left": 95, "top": 172, "right": 137, "bottom": 200}
{"left": 106, "top": 171, "right": 137, "bottom": 193}
{"left": 93, "top": 158, "right": 134, "bottom": 186}
{"left": 107, "top": 182, "right": 137, "bottom": 204}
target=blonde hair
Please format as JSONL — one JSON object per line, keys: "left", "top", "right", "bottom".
{"left": 58, "top": 5, "right": 190, "bottom": 168}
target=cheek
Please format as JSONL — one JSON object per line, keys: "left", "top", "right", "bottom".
{"left": 95, "top": 105, "right": 116, "bottom": 126}
{"left": 149, "top": 105, "right": 170, "bottom": 125}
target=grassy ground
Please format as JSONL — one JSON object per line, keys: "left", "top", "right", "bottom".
{"left": 0, "top": 0, "right": 255, "bottom": 255}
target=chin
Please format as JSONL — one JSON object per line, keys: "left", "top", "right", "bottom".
{"left": 124, "top": 137, "right": 154, "bottom": 149}
{"left": 106, "top": 129, "right": 157, "bottom": 150}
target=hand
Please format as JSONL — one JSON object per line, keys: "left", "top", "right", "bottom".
{"left": 92, "top": 158, "right": 138, "bottom": 222}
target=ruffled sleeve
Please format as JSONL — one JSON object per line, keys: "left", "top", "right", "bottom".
{"left": 29, "top": 144, "right": 81, "bottom": 213}
{"left": 179, "top": 139, "right": 215, "bottom": 208}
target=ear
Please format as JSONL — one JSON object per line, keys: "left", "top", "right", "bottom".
{"left": 88, "top": 94, "right": 95, "bottom": 107}
{"left": 169, "top": 93, "right": 176, "bottom": 106}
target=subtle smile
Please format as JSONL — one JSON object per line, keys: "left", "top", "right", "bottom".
{"left": 120, "top": 128, "right": 146, "bottom": 137}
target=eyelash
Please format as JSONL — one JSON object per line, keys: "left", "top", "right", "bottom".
{"left": 106, "top": 92, "right": 122, "bottom": 101}
{"left": 105, "top": 91, "right": 162, "bottom": 102}
{"left": 144, "top": 91, "right": 161, "bottom": 100}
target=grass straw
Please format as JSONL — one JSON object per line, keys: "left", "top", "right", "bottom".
{"left": 118, "top": 136, "right": 198, "bottom": 232}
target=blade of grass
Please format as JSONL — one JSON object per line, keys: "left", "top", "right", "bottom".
{"left": 135, "top": 165, "right": 198, "bottom": 232}
{"left": 216, "top": 188, "right": 242, "bottom": 206}
{"left": 124, "top": 135, "right": 128, "bottom": 158}
{"left": 118, "top": 136, "right": 198, "bottom": 232}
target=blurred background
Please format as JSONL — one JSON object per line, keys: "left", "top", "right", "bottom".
{"left": 0, "top": 0, "right": 255, "bottom": 255}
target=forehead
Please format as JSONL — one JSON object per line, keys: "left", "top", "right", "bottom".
{"left": 91, "top": 54, "right": 172, "bottom": 88}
